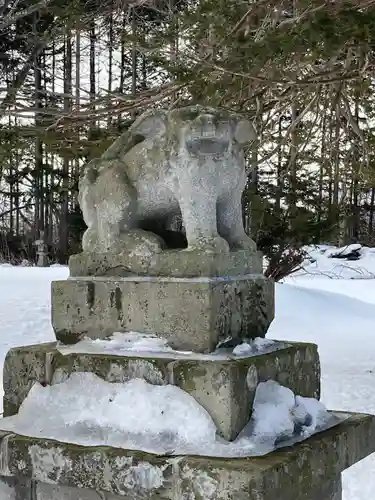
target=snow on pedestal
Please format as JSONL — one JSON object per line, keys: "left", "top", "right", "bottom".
{"left": 0, "top": 373, "right": 338, "bottom": 458}
{"left": 56, "top": 331, "right": 282, "bottom": 360}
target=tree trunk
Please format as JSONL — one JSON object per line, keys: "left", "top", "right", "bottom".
{"left": 318, "top": 109, "right": 327, "bottom": 224}
{"left": 369, "top": 187, "right": 375, "bottom": 236}
{"left": 119, "top": 10, "right": 127, "bottom": 94}
{"left": 59, "top": 28, "right": 72, "bottom": 263}
{"left": 131, "top": 8, "right": 137, "bottom": 118}
{"left": 275, "top": 114, "right": 283, "bottom": 216}
{"left": 48, "top": 40, "right": 56, "bottom": 247}
{"left": 42, "top": 49, "right": 50, "bottom": 241}
{"left": 168, "top": 0, "right": 178, "bottom": 99}
{"left": 33, "top": 12, "right": 44, "bottom": 236}
{"left": 74, "top": 28, "right": 81, "bottom": 210}
{"left": 332, "top": 99, "right": 341, "bottom": 234}
{"left": 288, "top": 103, "right": 298, "bottom": 218}
{"left": 108, "top": 7, "right": 113, "bottom": 126}
{"left": 327, "top": 107, "right": 333, "bottom": 217}
{"left": 89, "top": 21, "right": 96, "bottom": 142}
{"left": 8, "top": 111, "right": 13, "bottom": 233}
{"left": 351, "top": 96, "right": 360, "bottom": 242}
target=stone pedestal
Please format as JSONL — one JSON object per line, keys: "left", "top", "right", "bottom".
{"left": 1, "top": 246, "right": 375, "bottom": 500}
{"left": 68, "top": 248, "right": 263, "bottom": 278}
{"left": 0, "top": 413, "right": 374, "bottom": 500}
{"left": 3, "top": 341, "right": 320, "bottom": 441}
{"left": 36, "top": 483, "right": 122, "bottom": 499}
{"left": 1, "top": 479, "right": 342, "bottom": 500}
{"left": 1, "top": 242, "right": 375, "bottom": 500}
{"left": 56, "top": 249, "right": 274, "bottom": 352}
{"left": 1, "top": 332, "right": 375, "bottom": 500}
{"left": 51, "top": 273, "right": 274, "bottom": 351}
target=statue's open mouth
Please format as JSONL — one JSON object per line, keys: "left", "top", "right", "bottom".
{"left": 186, "top": 138, "right": 229, "bottom": 156}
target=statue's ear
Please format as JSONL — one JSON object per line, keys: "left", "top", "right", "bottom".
{"left": 101, "top": 111, "right": 167, "bottom": 162}
{"left": 80, "top": 158, "right": 99, "bottom": 184}
{"left": 234, "top": 119, "right": 256, "bottom": 145}
{"left": 130, "top": 110, "right": 168, "bottom": 138}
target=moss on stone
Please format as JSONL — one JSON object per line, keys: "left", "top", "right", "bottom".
{"left": 2, "top": 413, "right": 375, "bottom": 499}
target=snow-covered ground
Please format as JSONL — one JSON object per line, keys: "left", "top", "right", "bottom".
{"left": 1, "top": 245, "right": 375, "bottom": 498}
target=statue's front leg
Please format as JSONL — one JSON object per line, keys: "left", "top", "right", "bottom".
{"left": 217, "top": 190, "right": 256, "bottom": 251}
{"left": 178, "top": 191, "right": 229, "bottom": 253}
{"left": 94, "top": 164, "right": 136, "bottom": 253}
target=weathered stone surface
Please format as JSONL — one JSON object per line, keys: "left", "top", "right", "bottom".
{"left": 0, "top": 476, "right": 124, "bottom": 499}
{"left": 0, "top": 475, "right": 344, "bottom": 500}
{"left": 78, "top": 105, "right": 256, "bottom": 256}
{"left": 323, "top": 477, "right": 342, "bottom": 500}
{"left": 1, "top": 477, "right": 344, "bottom": 500}
{"left": 51, "top": 274, "right": 274, "bottom": 352}
{"left": 0, "top": 475, "right": 32, "bottom": 499}
{"left": 36, "top": 483, "right": 121, "bottom": 499}
{"left": 0, "top": 412, "right": 373, "bottom": 499}
{"left": 3, "top": 341, "right": 319, "bottom": 441}
{"left": 0, "top": 476, "right": 16, "bottom": 498}
{"left": 68, "top": 249, "right": 262, "bottom": 278}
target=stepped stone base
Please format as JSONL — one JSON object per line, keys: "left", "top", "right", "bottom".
{"left": 34, "top": 478, "right": 342, "bottom": 500}
{"left": 0, "top": 412, "right": 373, "bottom": 499}
{"left": 69, "top": 249, "right": 263, "bottom": 278}
{"left": 51, "top": 274, "right": 274, "bottom": 352}
{"left": 3, "top": 341, "right": 319, "bottom": 441}
{"left": 0, "top": 475, "right": 343, "bottom": 500}
{"left": 36, "top": 483, "right": 121, "bottom": 499}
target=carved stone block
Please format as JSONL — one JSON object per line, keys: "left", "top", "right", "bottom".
{"left": 51, "top": 274, "right": 274, "bottom": 353}
{"left": 3, "top": 341, "right": 320, "bottom": 441}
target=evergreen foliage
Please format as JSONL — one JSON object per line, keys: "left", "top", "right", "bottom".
{"left": 0, "top": 0, "right": 375, "bottom": 276}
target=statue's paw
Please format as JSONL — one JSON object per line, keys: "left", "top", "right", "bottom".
{"left": 230, "top": 235, "right": 257, "bottom": 252}
{"left": 185, "top": 235, "right": 230, "bottom": 254}
{"left": 116, "top": 229, "right": 165, "bottom": 256}
{"left": 82, "top": 229, "right": 101, "bottom": 253}
{"left": 210, "top": 236, "right": 230, "bottom": 253}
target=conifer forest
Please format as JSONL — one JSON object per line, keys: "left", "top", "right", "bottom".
{"left": 0, "top": 0, "right": 375, "bottom": 278}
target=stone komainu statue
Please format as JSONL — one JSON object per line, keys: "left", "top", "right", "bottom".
{"left": 78, "top": 105, "right": 256, "bottom": 255}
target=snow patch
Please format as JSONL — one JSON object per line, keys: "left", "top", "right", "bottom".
{"left": 293, "top": 395, "right": 330, "bottom": 437}
{"left": 91, "top": 331, "right": 172, "bottom": 354}
{"left": 291, "top": 244, "right": 375, "bottom": 280}
{"left": 232, "top": 337, "right": 276, "bottom": 356}
{"left": 0, "top": 373, "right": 338, "bottom": 458}
{"left": 0, "top": 373, "right": 217, "bottom": 455}
{"left": 57, "top": 332, "right": 282, "bottom": 361}
{"left": 249, "top": 381, "right": 330, "bottom": 444}
{"left": 325, "top": 243, "right": 362, "bottom": 258}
